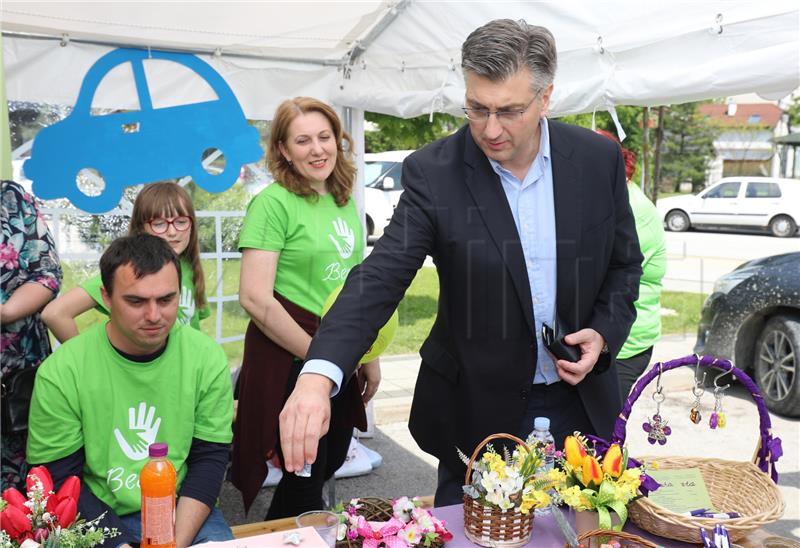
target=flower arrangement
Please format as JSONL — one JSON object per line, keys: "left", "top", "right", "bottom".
{"left": 460, "top": 440, "right": 564, "bottom": 515}
{"left": 335, "top": 497, "right": 452, "bottom": 547}
{"left": 0, "top": 466, "right": 119, "bottom": 547}
{"left": 555, "top": 434, "right": 658, "bottom": 531}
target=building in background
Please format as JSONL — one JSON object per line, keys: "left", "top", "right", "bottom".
{"left": 700, "top": 101, "right": 788, "bottom": 185}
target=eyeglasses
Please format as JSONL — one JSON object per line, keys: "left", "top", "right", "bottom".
{"left": 146, "top": 216, "right": 192, "bottom": 234}
{"left": 462, "top": 95, "right": 539, "bottom": 125}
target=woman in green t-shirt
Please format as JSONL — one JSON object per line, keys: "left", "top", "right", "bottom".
{"left": 232, "top": 97, "right": 381, "bottom": 518}
{"left": 42, "top": 182, "right": 209, "bottom": 340}
{"left": 596, "top": 130, "right": 667, "bottom": 396}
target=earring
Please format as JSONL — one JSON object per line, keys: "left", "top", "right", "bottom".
{"left": 709, "top": 386, "right": 727, "bottom": 429}
{"left": 689, "top": 375, "right": 706, "bottom": 425}
{"left": 287, "top": 159, "right": 293, "bottom": 165}
{"left": 709, "top": 366, "right": 732, "bottom": 430}
{"left": 643, "top": 363, "right": 672, "bottom": 445}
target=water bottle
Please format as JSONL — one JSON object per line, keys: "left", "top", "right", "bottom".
{"left": 529, "top": 416, "right": 555, "bottom": 472}
{"left": 140, "top": 443, "right": 177, "bottom": 548}
{"left": 529, "top": 417, "right": 555, "bottom": 516}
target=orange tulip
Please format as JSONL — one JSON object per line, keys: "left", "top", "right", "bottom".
{"left": 602, "top": 443, "right": 624, "bottom": 478}
{"left": 564, "top": 436, "right": 586, "bottom": 470}
{"left": 581, "top": 455, "right": 603, "bottom": 487}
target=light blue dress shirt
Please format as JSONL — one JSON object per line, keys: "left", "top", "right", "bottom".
{"left": 304, "top": 118, "right": 560, "bottom": 393}
{"left": 487, "top": 118, "right": 559, "bottom": 385}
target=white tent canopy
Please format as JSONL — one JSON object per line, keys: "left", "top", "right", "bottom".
{"left": 3, "top": 1, "right": 799, "bottom": 121}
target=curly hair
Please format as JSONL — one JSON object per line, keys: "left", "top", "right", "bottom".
{"left": 128, "top": 182, "right": 206, "bottom": 309}
{"left": 267, "top": 97, "right": 355, "bottom": 207}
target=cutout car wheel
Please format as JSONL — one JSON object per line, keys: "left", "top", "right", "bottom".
{"left": 769, "top": 215, "right": 797, "bottom": 238}
{"left": 754, "top": 315, "right": 800, "bottom": 417}
{"left": 665, "top": 210, "right": 690, "bottom": 232}
{"left": 68, "top": 167, "right": 121, "bottom": 213}
{"left": 366, "top": 215, "right": 375, "bottom": 236}
{"left": 193, "top": 148, "right": 240, "bottom": 192}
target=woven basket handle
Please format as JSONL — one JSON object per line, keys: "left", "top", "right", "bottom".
{"left": 610, "top": 354, "right": 781, "bottom": 483}
{"left": 464, "top": 433, "right": 529, "bottom": 486}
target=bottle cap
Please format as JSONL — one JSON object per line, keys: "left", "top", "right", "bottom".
{"left": 534, "top": 417, "right": 550, "bottom": 430}
{"left": 149, "top": 443, "right": 168, "bottom": 457}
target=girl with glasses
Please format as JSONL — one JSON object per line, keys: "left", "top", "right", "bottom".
{"left": 42, "top": 182, "right": 209, "bottom": 341}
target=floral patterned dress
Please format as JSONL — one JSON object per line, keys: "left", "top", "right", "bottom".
{"left": 1, "top": 180, "right": 62, "bottom": 490}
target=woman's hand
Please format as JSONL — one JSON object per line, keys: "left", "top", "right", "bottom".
{"left": 358, "top": 359, "right": 381, "bottom": 404}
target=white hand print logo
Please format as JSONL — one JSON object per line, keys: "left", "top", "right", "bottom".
{"left": 178, "top": 285, "right": 195, "bottom": 325}
{"left": 113, "top": 402, "right": 162, "bottom": 461}
{"left": 328, "top": 218, "right": 354, "bottom": 259}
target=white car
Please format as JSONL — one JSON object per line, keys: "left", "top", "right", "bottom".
{"left": 363, "top": 150, "right": 414, "bottom": 239}
{"left": 656, "top": 177, "right": 800, "bottom": 238}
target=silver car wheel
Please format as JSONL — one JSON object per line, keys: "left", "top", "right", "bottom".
{"left": 758, "top": 329, "right": 796, "bottom": 402}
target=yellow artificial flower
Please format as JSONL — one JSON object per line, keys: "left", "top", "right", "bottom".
{"left": 558, "top": 485, "right": 592, "bottom": 511}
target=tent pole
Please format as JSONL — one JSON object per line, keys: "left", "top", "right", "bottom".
{"left": 1, "top": 35, "right": 12, "bottom": 179}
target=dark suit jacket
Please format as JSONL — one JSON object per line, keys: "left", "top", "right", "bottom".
{"left": 307, "top": 120, "right": 643, "bottom": 475}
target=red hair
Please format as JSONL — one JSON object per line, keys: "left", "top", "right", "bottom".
{"left": 595, "top": 129, "right": 636, "bottom": 181}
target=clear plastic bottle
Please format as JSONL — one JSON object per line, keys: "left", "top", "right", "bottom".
{"left": 529, "top": 416, "right": 555, "bottom": 472}
{"left": 140, "top": 443, "right": 177, "bottom": 548}
{"left": 529, "top": 417, "right": 555, "bottom": 516}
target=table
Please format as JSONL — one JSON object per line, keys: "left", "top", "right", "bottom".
{"left": 430, "top": 504, "right": 778, "bottom": 548}
{"left": 230, "top": 503, "right": 781, "bottom": 547}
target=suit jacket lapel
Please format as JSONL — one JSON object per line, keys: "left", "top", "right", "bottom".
{"left": 462, "top": 128, "right": 535, "bottom": 336}
{"left": 549, "top": 120, "right": 583, "bottom": 328}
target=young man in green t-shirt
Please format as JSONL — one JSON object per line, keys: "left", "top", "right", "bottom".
{"left": 27, "top": 234, "right": 234, "bottom": 547}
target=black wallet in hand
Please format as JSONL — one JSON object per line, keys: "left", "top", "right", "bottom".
{"left": 541, "top": 321, "right": 581, "bottom": 363}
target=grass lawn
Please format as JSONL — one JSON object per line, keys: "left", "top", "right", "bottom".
{"left": 59, "top": 262, "right": 706, "bottom": 367}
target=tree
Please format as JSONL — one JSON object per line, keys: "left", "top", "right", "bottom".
{"left": 657, "top": 102, "right": 718, "bottom": 192}
{"left": 365, "top": 112, "right": 461, "bottom": 152}
{"left": 787, "top": 94, "right": 800, "bottom": 133}
{"left": 557, "top": 106, "right": 645, "bottom": 179}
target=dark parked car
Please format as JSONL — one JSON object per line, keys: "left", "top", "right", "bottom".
{"left": 695, "top": 252, "right": 800, "bottom": 417}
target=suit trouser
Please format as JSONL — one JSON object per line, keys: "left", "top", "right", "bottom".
{"left": 615, "top": 346, "right": 654, "bottom": 398}
{"left": 267, "top": 360, "right": 353, "bottom": 520}
{"left": 434, "top": 380, "right": 594, "bottom": 507}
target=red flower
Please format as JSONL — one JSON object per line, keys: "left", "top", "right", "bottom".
{"left": 26, "top": 466, "right": 54, "bottom": 495}
{"left": 51, "top": 496, "right": 78, "bottom": 528}
{"left": 55, "top": 476, "right": 81, "bottom": 504}
{"left": 0, "top": 503, "right": 33, "bottom": 541}
{"left": 34, "top": 528, "right": 49, "bottom": 542}
{"left": 2, "top": 488, "right": 30, "bottom": 514}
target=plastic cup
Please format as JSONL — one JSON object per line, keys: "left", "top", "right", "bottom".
{"left": 295, "top": 510, "right": 339, "bottom": 547}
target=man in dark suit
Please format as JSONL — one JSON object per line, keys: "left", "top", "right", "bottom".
{"left": 279, "top": 19, "right": 643, "bottom": 505}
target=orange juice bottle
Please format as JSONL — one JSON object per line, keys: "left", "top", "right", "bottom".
{"left": 140, "top": 443, "right": 177, "bottom": 548}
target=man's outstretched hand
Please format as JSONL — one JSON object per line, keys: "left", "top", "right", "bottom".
{"left": 555, "top": 328, "right": 605, "bottom": 385}
{"left": 279, "top": 373, "right": 334, "bottom": 472}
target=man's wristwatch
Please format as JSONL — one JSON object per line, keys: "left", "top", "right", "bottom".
{"left": 600, "top": 342, "right": 609, "bottom": 355}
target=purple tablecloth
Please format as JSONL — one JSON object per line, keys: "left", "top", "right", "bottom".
{"left": 430, "top": 505, "right": 699, "bottom": 547}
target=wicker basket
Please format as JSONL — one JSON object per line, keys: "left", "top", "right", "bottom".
{"left": 567, "top": 528, "right": 659, "bottom": 548}
{"left": 607, "top": 355, "right": 785, "bottom": 544}
{"left": 462, "top": 433, "right": 534, "bottom": 548}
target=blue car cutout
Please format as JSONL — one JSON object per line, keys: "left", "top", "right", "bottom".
{"left": 25, "top": 48, "right": 263, "bottom": 213}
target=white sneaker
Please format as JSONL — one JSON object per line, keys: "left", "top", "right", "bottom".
{"left": 359, "top": 442, "right": 383, "bottom": 469}
{"left": 262, "top": 460, "right": 283, "bottom": 487}
{"left": 334, "top": 437, "right": 374, "bottom": 479}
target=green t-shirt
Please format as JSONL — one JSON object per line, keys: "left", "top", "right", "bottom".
{"left": 27, "top": 322, "right": 233, "bottom": 516}
{"left": 81, "top": 257, "right": 210, "bottom": 329}
{"left": 238, "top": 183, "right": 364, "bottom": 315}
{"left": 618, "top": 183, "right": 668, "bottom": 359}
